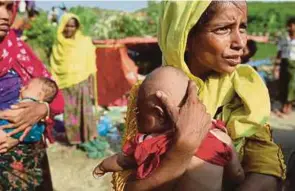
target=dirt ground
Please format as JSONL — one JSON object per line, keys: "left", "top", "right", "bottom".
{"left": 47, "top": 108, "right": 295, "bottom": 191}
{"left": 47, "top": 143, "right": 113, "bottom": 191}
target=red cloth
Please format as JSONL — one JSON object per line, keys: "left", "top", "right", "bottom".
{"left": 122, "top": 120, "right": 232, "bottom": 179}
{"left": 195, "top": 120, "right": 232, "bottom": 166}
{"left": 0, "top": 1, "right": 64, "bottom": 143}
{"left": 95, "top": 46, "right": 138, "bottom": 106}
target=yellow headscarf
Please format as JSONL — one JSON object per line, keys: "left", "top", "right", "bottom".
{"left": 158, "top": 1, "right": 270, "bottom": 148}
{"left": 112, "top": 2, "right": 285, "bottom": 189}
{"left": 50, "top": 13, "right": 97, "bottom": 89}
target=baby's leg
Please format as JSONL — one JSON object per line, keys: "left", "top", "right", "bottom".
{"left": 175, "top": 157, "right": 224, "bottom": 191}
{"left": 224, "top": 144, "right": 245, "bottom": 184}
{"left": 210, "top": 129, "right": 245, "bottom": 184}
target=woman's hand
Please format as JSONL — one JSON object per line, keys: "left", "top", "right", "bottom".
{"left": 0, "top": 102, "right": 47, "bottom": 141}
{"left": 156, "top": 80, "right": 212, "bottom": 155}
{"left": 0, "top": 130, "right": 8, "bottom": 153}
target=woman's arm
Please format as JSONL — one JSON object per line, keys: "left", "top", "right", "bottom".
{"left": 125, "top": 81, "right": 212, "bottom": 191}
{"left": 238, "top": 173, "right": 281, "bottom": 191}
{"left": 236, "top": 124, "right": 285, "bottom": 191}
{"left": 0, "top": 102, "right": 48, "bottom": 141}
{"left": 223, "top": 66, "right": 286, "bottom": 190}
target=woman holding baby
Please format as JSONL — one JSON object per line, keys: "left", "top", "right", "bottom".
{"left": 0, "top": 1, "right": 64, "bottom": 190}
{"left": 113, "top": 1, "right": 285, "bottom": 191}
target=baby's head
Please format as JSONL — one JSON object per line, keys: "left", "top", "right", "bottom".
{"left": 20, "top": 77, "right": 58, "bottom": 103}
{"left": 136, "top": 66, "right": 189, "bottom": 134}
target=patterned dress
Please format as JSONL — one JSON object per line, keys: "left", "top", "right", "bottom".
{"left": 62, "top": 75, "right": 97, "bottom": 144}
{"left": 0, "top": 71, "right": 48, "bottom": 190}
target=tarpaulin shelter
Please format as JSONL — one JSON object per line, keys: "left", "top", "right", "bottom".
{"left": 93, "top": 37, "right": 158, "bottom": 106}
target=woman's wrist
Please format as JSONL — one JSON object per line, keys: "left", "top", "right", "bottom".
{"left": 38, "top": 101, "right": 50, "bottom": 121}
{"left": 173, "top": 130, "right": 201, "bottom": 156}
{"left": 171, "top": 136, "right": 196, "bottom": 158}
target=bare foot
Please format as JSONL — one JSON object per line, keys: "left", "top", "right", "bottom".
{"left": 286, "top": 104, "right": 293, "bottom": 114}
{"left": 273, "top": 109, "right": 287, "bottom": 118}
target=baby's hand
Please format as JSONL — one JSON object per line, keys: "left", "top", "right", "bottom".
{"left": 93, "top": 163, "right": 106, "bottom": 179}
{"left": 0, "top": 130, "right": 8, "bottom": 153}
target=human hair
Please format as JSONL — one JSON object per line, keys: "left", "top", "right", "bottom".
{"left": 246, "top": 39, "right": 257, "bottom": 58}
{"left": 287, "top": 17, "right": 295, "bottom": 26}
{"left": 61, "top": 7, "right": 67, "bottom": 11}
{"left": 71, "top": 17, "right": 80, "bottom": 29}
{"left": 28, "top": 9, "right": 39, "bottom": 18}
{"left": 37, "top": 77, "right": 58, "bottom": 103}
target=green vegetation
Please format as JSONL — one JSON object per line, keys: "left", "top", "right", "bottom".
{"left": 253, "top": 43, "right": 277, "bottom": 60}
{"left": 24, "top": 12, "right": 56, "bottom": 66}
{"left": 247, "top": 2, "right": 295, "bottom": 36}
{"left": 70, "top": 4, "right": 157, "bottom": 39}
{"left": 23, "top": 1, "right": 294, "bottom": 67}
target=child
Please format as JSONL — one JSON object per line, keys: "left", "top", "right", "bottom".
{"left": 93, "top": 67, "right": 244, "bottom": 190}
{"left": 274, "top": 17, "right": 295, "bottom": 116}
{"left": 241, "top": 39, "right": 258, "bottom": 64}
{"left": 0, "top": 77, "right": 58, "bottom": 144}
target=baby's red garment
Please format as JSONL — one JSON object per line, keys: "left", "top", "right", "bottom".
{"left": 122, "top": 120, "right": 232, "bottom": 179}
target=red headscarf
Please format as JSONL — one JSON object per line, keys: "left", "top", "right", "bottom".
{"left": 0, "top": 1, "right": 48, "bottom": 84}
{"left": 0, "top": 1, "right": 64, "bottom": 143}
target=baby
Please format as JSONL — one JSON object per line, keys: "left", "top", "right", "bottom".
{"left": 93, "top": 66, "right": 244, "bottom": 190}
{"left": 0, "top": 77, "right": 58, "bottom": 144}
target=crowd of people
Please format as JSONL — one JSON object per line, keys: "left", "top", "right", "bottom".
{"left": 0, "top": 0, "right": 294, "bottom": 190}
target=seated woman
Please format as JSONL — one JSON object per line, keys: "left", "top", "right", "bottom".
{"left": 112, "top": 1, "right": 286, "bottom": 191}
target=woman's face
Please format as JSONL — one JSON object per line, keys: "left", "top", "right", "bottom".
{"left": 0, "top": 0, "right": 14, "bottom": 40}
{"left": 63, "top": 18, "right": 78, "bottom": 39}
{"left": 287, "top": 23, "right": 295, "bottom": 35}
{"left": 187, "top": 2, "right": 248, "bottom": 77}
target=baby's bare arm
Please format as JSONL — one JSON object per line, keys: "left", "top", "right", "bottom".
{"left": 93, "top": 152, "right": 136, "bottom": 178}
{"left": 104, "top": 152, "right": 136, "bottom": 171}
